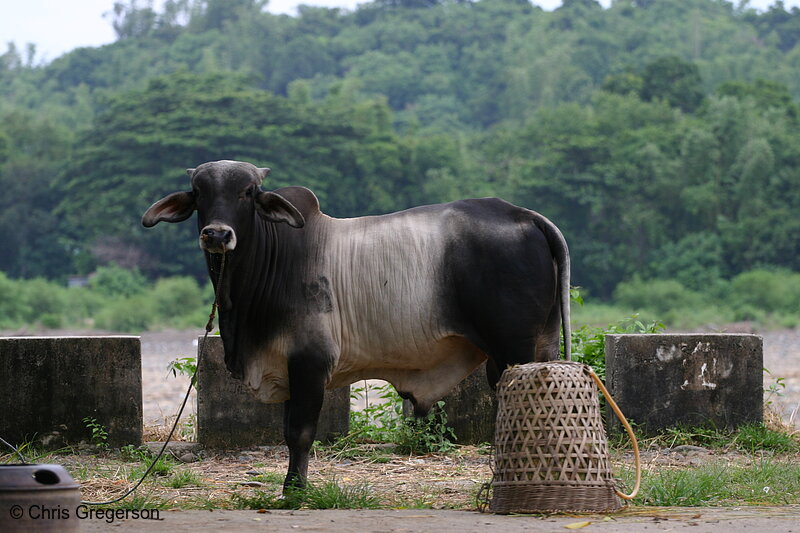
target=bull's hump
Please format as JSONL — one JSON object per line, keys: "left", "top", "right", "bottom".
{"left": 272, "top": 186, "right": 322, "bottom": 219}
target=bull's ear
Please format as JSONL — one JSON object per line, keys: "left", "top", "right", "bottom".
{"left": 255, "top": 191, "right": 305, "bottom": 228}
{"left": 142, "top": 191, "right": 196, "bottom": 227}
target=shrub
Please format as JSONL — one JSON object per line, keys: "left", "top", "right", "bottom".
{"left": 89, "top": 265, "right": 148, "bottom": 298}
{"left": 729, "top": 269, "right": 800, "bottom": 316}
{"left": 94, "top": 294, "right": 156, "bottom": 332}
{"left": 20, "top": 278, "right": 68, "bottom": 325}
{"left": 346, "top": 382, "right": 455, "bottom": 455}
{"left": 571, "top": 315, "right": 664, "bottom": 380}
{"left": 613, "top": 277, "right": 706, "bottom": 315}
{"left": 0, "top": 272, "right": 32, "bottom": 327}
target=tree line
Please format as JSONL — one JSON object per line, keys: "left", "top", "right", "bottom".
{"left": 1, "top": 0, "right": 799, "bottom": 303}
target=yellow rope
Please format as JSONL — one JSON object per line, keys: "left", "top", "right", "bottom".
{"left": 587, "top": 367, "right": 641, "bottom": 500}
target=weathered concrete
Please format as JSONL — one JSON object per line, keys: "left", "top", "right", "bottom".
{"left": 441, "top": 363, "right": 496, "bottom": 444}
{"left": 402, "top": 362, "right": 497, "bottom": 445}
{"left": 196, "top": 336, "right": 349, "bottom": 448}
{"left": 79, "top": 506, "right": 800, "bottom": 533}
{"left": 604, "top": 334, "right": 763, "bottom": 434}
{"left": 0, "top": 336, "right": 142, "bottom": 447}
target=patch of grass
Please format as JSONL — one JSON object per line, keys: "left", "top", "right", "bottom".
{"left": 248, "top": 471, "right": 284, "bottom": 485}
{"left": 640, "top": 465, "right": 728, "bottom": 506}
{"left": 128, "top": 453, "right": 176, "bottom": 480}
{"left": 617, "top": 423, "right": 800, "bottom": 454}
{"left": 230, "top": 489, "right": 298, "bottom": 510}
{"left": 101, "top": 491, "right": 170, "bottom": 510}
{"left": 182, "top": 494, "right": 228, "bottom": 510}
{"left": 733, "top": 424, "right": 799, "bottom": 453}
{"left": 0, "top": 440, "right": 73, "bottom": 464}
{"left": 230, "top": 478, "right": 382, "bottom": 510}
{"left": 119, "top": 444, "right": 149, "bottom": 462}
{"left": 164, "top": 469, "right": 203, "bottom": 488}
{"left": 618, "top": 458, "right": 800, "bottom": 507}
{"left": 728, "top": 458, "right": 800, "bottom": 505}
{"left": 303, "top": 478, "right": 381, "bottom": 510}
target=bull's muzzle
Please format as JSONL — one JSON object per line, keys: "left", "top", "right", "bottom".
{"left": 200, "top": 224, "right": 236, "bottom": 253}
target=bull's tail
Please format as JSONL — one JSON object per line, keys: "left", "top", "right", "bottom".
{"left": 534, "top": 213, "right": 571, "bottom": 361}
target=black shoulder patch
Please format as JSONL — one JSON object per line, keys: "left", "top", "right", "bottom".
{"left": 302, "top": 276, "right": 333, "bottom": 314}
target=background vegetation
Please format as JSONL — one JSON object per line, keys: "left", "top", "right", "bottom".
{"left": 2, "top": 0, "right": 800, "bottom": 330}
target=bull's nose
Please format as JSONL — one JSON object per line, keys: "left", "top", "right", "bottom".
{"left": 201, "top": 227, "right": 232, "bottom": 243}
{"left": 199, "top": 224, "right": 236, "bottom": 252}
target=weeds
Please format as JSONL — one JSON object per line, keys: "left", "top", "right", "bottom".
{"left": 83, "top": 417, "right": 109, "bottom": 450}
{"left": 0, "top": 439, "right": 72, "bottom": 464}
{"left": 615, "top": 423, "right": 800, "bottom": 454}
{"left": 617, "top": 458, "right": 800, "bottom": 506}
{"left": 568, "top": 308, "right": 665, "bottom": 379}
{"left": 230, "top": 489, "right": 287, "bottom": 510}
{"left": 640, "top": 465, "right": 728, "bottom": 506}
{"left": 343, "top": 382, "right": 455, "bottom": 456}
{"left": 121, "top": 447, "right": 176, "bottom": 480}
{"left": 230, "top": 479, "right": 380, "bottom": 510}
{"left": 100, "top": 492, "right": 170, "bottom": 510}
{"left": 303, "top": 479, "right": 381, "bottom": 509}
{"left": 164, "top": 469, "right": 203, "bottom": 488}
{"left": 167, "top": 357, "right": 197, "bottom": 378}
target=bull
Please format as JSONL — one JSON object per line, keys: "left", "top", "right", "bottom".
{"left": 142, "top": 160, "right": 571, "bottom": 491}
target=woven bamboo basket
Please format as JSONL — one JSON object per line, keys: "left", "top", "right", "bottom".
{"left": 487, "top": 361, "right": 639, "bottom": 514}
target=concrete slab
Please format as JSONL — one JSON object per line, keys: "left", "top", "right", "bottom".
{"left": 79, "top": 506, "right": 800, "bottom": 532}
{"left": 0, "top": 336, "right": 142, "bottom": 447}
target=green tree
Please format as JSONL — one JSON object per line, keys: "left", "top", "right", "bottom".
{"left": 641, "top": 55, "right": 704, "bottom": 112}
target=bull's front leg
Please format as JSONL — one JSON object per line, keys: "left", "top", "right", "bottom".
{"left": 282, "top": 350, "right": 329, "bottom": 492}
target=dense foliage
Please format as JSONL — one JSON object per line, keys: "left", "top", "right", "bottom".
{"left": 2, "top": 0, "right": 799, "bottom": 313}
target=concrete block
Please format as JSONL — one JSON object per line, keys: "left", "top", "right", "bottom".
{"left": 441, "top": 363, "right": 497, "bottom": 444}
{"left": 403, "top": 362, "right": 497, "bottom": 445}
{"left": 0, "top": 336, "right": 142, "bottom": 447}
{"left": 604, "top": 334, "right": 763, "bottom": 433}
{"left": 196, "top": 336, "right": 349, "bottom": 448}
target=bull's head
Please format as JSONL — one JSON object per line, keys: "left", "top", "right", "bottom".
{"left": 142, "top": 160, "right": 305, "bottom": 253}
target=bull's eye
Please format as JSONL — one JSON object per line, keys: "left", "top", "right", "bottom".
{"left": 243, "top": 188, "right": 253, "bottom": 200}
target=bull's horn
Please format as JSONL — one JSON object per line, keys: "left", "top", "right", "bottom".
{"left": 256, "top": 167, "right": 271, "bottom": 184}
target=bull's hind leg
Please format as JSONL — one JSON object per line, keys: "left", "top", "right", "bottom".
{"left": 282, "top": 350, "right": 331, "bottom": 492}
{"left": 481, "top": 305, "right": 562, "bottom": 390}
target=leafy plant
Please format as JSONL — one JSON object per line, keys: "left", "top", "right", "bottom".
{"left": 83, "top": 417, "right": 109, "bottom": 450}
{"left": 346, "top": 381, "right": 455, "bottom": 455}
{"left": 764, "top": 367, "right": 787, "bottom": 407}
{"left": 167, "top": 357, "right": 197, "bottom": 378}
{"left": 570, "top": 311, "right": 665, "bottom": 380}
{"left": 393, "top": 401, "right": 456, "bottom": 455}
